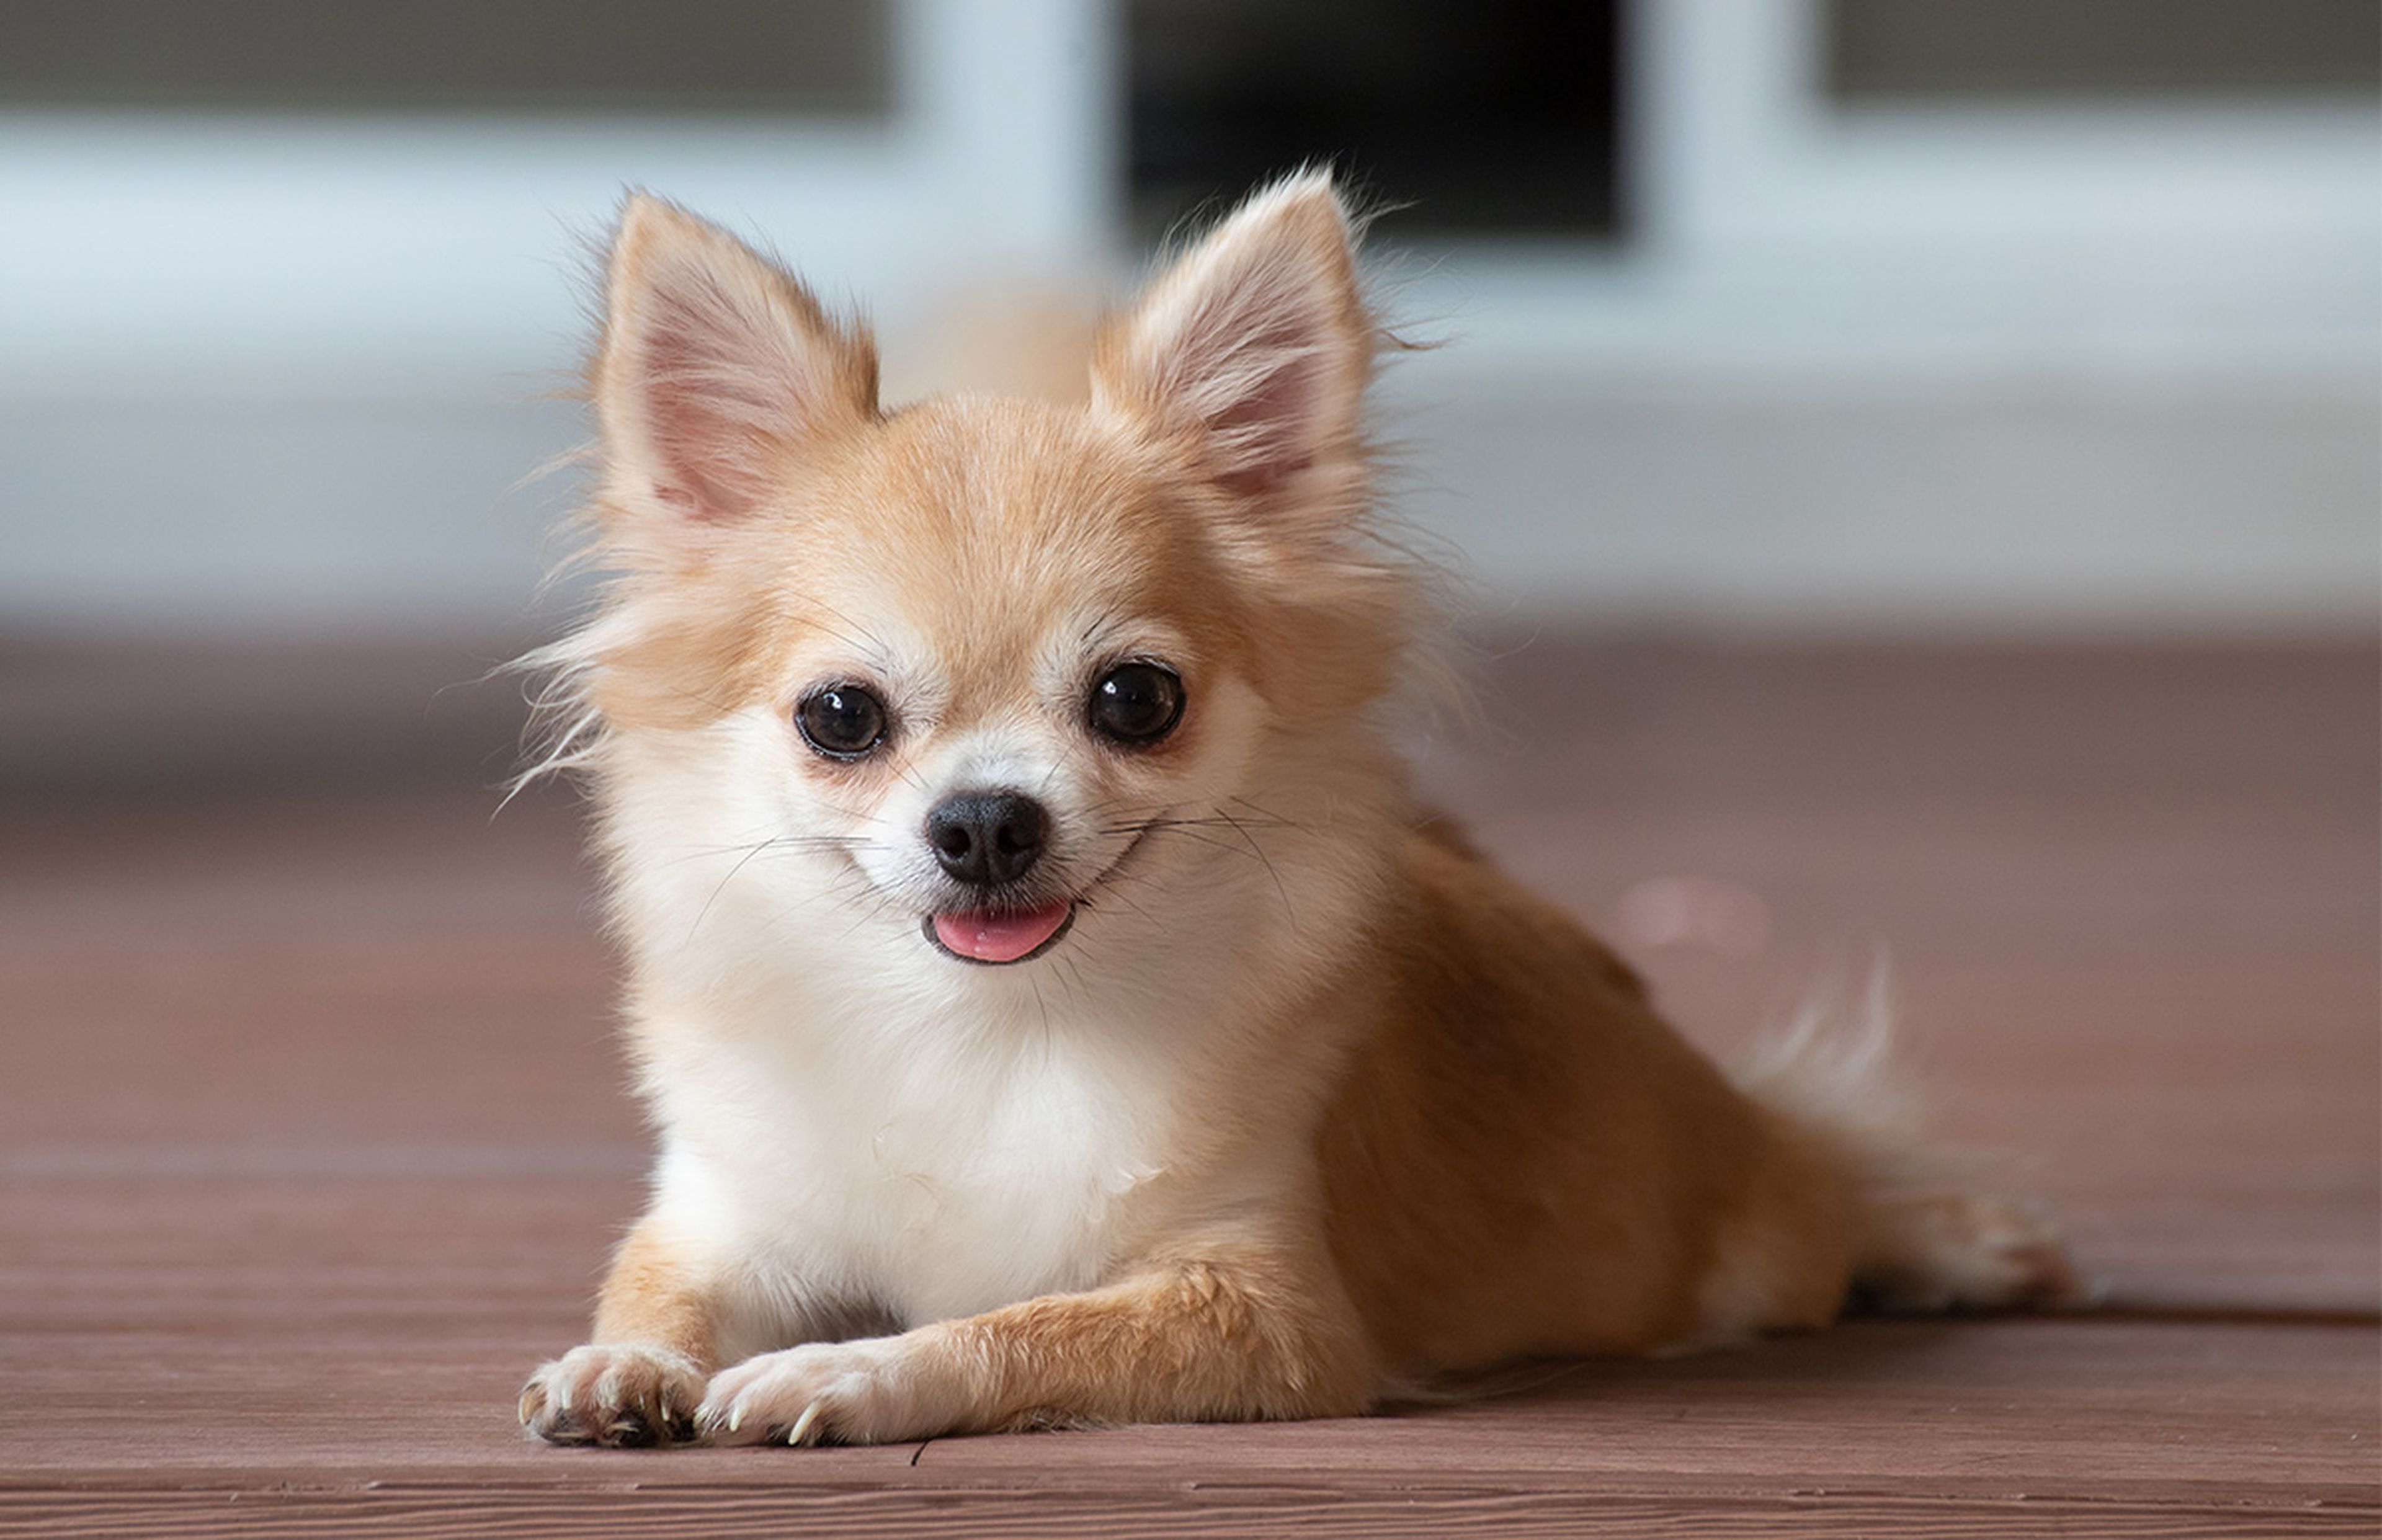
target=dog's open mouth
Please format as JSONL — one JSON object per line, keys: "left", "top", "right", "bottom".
{"left": 919, "top": 828, "right": 1152, "bottom": 966}
{"left": 923, "top": 901, "right": 1076, "bottom": 966}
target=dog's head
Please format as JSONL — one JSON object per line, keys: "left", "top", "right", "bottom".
{"left": 548, "top": 174, "right": 1417, "bottom": 993}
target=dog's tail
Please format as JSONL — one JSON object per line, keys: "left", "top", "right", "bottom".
{"left": 1731, "top": 964, "right": 2082, "bottom": 1315}
{"left": 1731, "top": 964, "right": 1930, "bottom": 1195}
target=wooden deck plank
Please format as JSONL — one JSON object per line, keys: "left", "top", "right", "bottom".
{"left": 1, "top": 1492, "right": 2371, "bottom": 1540}
{"left": 0, "top": 1493, "right": 2372, "bottom": 1540}
{"left": 4, "top": 1170, "right": 2371, "bottom": 1500}
{"left": 3, "top": 1191, "right": 2374, "bottom": 1521}
{"left": 0, "top": 1154, "right": 2370, "bottom": 1490}
{"left": 0, "top": 634, "right": 2372, "bottom": 1533}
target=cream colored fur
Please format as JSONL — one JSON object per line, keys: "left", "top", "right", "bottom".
{"left": 515, "top": 172, "right": 2074, "bottom": 1450}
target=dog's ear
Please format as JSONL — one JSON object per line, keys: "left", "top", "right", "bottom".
{"left": 1092, "top": 171, "right": 1375, "bottom": 529}
{"left": 592, "top": 194, "right": 878, "bottom": 528}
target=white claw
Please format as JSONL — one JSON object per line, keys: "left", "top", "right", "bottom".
{"left": 787, "top": 1403, "right": 823, "bottom": 1446}
{"left": 726, "top": 1404, "right": 744, "bottom": 1434}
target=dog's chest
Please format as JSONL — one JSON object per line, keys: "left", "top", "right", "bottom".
{"left": 658, "top": 1005, "right": 1179, "bottom": 1327}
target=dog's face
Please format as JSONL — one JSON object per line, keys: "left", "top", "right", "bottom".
{"left": 656, "top": 401, "right": 1282, "bottom": 968}
{"left": 565, "top": 176, "right": 1408, "bottom": 984}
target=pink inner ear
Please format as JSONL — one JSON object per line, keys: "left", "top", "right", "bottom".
{"left": 1210, "top": 325, "right": 1325, "bottom": 499}
{"left": 1177, "top": 289, "right": 1340, "bottom": 501}
{"left": 632, "top": 268, "right": 805, "bottom": 522}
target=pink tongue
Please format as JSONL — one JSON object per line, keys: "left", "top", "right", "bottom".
{"left": 932, "top": 901, "right": 1071, "bottom": 963}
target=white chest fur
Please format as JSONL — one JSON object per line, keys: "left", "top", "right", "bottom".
{"left": 641, "top": 977, "right": 1194, "bottom": 1338}
{"left": 599, "top": 713, "right": 1390, "bottom": 1351}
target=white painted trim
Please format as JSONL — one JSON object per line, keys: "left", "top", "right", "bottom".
{"left": 1639, "top": 0, "right": 2376, "bottom": 254}
{"left": 0, "top": 0, "right": 1117, "bottom": 400}
{"left": 1494, "top": 0, "right": 2382, "bottom": 384}
{"left": 0, "top": 0, "right": 2370, "bottom": 633}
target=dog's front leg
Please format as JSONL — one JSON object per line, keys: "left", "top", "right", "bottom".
{"left": 518, "top": 1217, "right": 726, "bottom": 1446}
{"left": 698, "top": 1238, "right": 1376, "bottom": 1445}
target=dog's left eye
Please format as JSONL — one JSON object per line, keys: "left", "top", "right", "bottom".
{"left": 795, "top": 684, "right": 888, "bottom": 760}
{"left": 1089, "top": 661, "right": 1185, "bottom": 746}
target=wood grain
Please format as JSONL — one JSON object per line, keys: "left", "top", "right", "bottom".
{"left": 1, "top": 633, "right": 2373, "bottom": 1536}
{"left": 1, "top": 1488, "right": 2372, "bottom": 1539}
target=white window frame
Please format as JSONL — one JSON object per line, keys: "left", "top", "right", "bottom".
{"left": 1416, "top": 0, "right": 2378, "bottom": 383}
{"left": 0, "top": 0, "right": 1117, "bottom": 401}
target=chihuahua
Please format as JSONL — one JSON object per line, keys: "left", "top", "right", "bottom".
{"left": 517, "top": 172, "right": 2072, "bottom": 1448}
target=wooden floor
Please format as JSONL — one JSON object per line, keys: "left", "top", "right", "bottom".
{"left": 1, "top": 633, "right": 2374, "bottom": 1538}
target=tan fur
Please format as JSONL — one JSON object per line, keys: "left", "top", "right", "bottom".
{"left": 1318, "top": 834, "right": 1859, "bottom": 1375}
{"left": 700, "top": 1235, "right": 1378, "bottom": 1443}
{"left": 515, "top": 173, "right": 2073, "bottom": 1450}
{"left": 587, "top": 1221, "right": 722, "bottom": 1361}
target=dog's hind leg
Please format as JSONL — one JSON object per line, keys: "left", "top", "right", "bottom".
{"left": 1849, "top": 1192, "right": 2080, "bottom": 1314}
{"left": 1726, "top": 976, "right": 2082, "bottom": 1322}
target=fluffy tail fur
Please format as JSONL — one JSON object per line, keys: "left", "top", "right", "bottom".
{"left": 1733, "top": 966, "right": 2082, "bottom": 1315}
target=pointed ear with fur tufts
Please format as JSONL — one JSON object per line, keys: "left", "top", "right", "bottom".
{"left": 592, "top": 194, "right": 878, "bottom": 531}
{"left": 1091, "top": 170, "right": 1377, "bottom": 534}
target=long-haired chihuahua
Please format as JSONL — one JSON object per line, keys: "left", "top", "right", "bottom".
{"left": 517, "top": 172, "right": 2073, "bottom": 1448}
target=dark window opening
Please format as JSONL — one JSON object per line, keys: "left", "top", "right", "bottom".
{"left": 0, "top": 0, "right": 890, "bottom": 116}
{"left": 1828, "top": 0, "right": 2380, "bottom": 103}
{"left": 1127, "top": 0, "right": 1624, "bottom": 247}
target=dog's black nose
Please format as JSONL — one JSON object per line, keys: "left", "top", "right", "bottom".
{"left": 926, "top": 791, "right": 1048, "bottom": 888}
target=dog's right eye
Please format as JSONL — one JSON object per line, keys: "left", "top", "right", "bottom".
{"left": 1089, "top": 661, "right": 1185, "bottom": 746}
{"left": 795, "top": 685, "right": 888, "bottom": 760}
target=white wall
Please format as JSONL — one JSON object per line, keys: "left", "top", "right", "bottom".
{"left": 1, "top": 0, "right": 2373, "bottom": 635}
{"left": 1381, "top": 0, "right": 2378, "bottom": 629}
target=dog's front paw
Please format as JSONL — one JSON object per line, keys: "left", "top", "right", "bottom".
{"left": 519, "top": 1342, "right": 707, "bottom": 1448}
{"left": 699, "top": 1337, "right": 954, "bottom": 1447}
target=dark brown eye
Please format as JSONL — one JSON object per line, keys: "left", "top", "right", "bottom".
{"left": 1089, "top": 661, "right": 1184, "bottom": 746}
{"left": 795, "top": 683, "right": 887, "bottom": 760}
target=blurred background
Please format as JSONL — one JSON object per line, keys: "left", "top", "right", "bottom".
{"left": 0, "top": 0, "right": 2375, "bottom": 872}
{"left": 2, "top": 0, "right": 2373, "bottom": 667}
